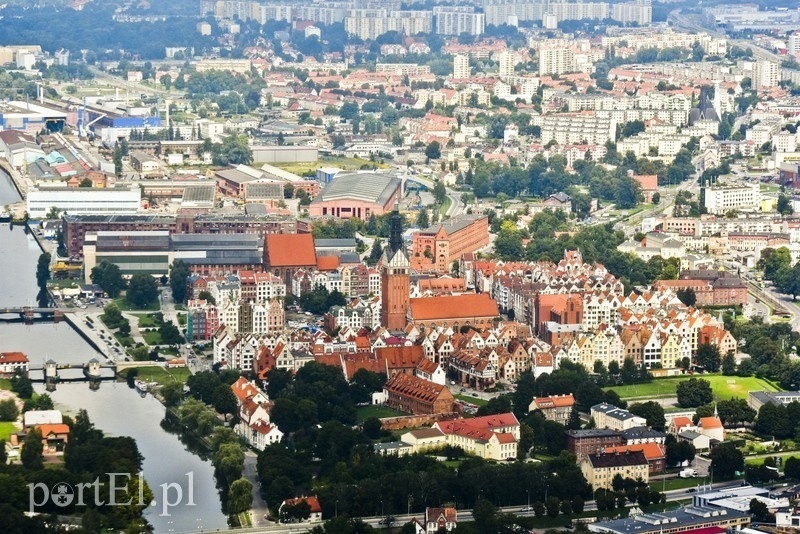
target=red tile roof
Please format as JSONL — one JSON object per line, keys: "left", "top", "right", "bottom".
{"left": 409, "top": 294, "right": 499, "bottom": 321}
{"left": 0, "top": 352, "right": 29, "bottom": 364}
{"left": 532, "top": 394, "right": 575, "bottom": 409}
{"left": 316, "top": 255, "right": 340, "bottom": 271}
{"left": 699, "top": 416, "right": 723, "bottom": 429}
{"left": 384, "top": 373, "right": 452, "bottom": 404}
{"left": 265, "top": 234, "right": 316, "bottom": 267}
{"left": 36, "top": 423, "right": 70, "bottom": 436}
{"left": 603, "top": 442, "right": 666, "bottom": 461}
{"left": 283, "top": 496, "right": 322, "bottom": 513}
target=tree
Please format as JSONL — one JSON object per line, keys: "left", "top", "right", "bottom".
{"left": 35, "top": 252, "right": 51, "bottom": 307}
{"left": 425, "top": 140, "right": 441, "bottom": 160}
{"left": 415, "top": 208, "right": 429, "bottom": 228}
{"left": 716, "top": 398, "right": 756, "bottom": 425}
{"left": 628, "top": 401, "right": 666, "bottom": 431}
{"left": 709, "top": 442, "right": 744, "bottom": 480}
{"left": 696, "top": 342, "right": 721, "bottom": 372}
{"left": 472, "top": 498, "right": 498, "bottom": 532}
{"left": 213, "top": 384, "right": 238, "bottom": 420}
{"left": 494, "top": 221, "right": 525, "bottom": 260}
{"left": 676, "top": 287, "right": 697, "bottom": 307}
{"left": 91, "top": 261, "right": 126, "bottom": 298}
{"left": 113, "top": 145, "right": 123, "bottom": 177}
{"left": 159, "top": 320, "right": 183, "bottom": 345}
{"left": 161, "top": 382, "right": 184, "bottom": 407}
{"left": 227, "top": 478, "right": 253, "bottom": 515}
{"left": 126, "top": 274, "right": 159, "bottom": 308}
{"left": 0, "top": 399, "right": 19, "bottom": 421}
{"left": 676, "top": 378, "right": 713, "bottom": 408}
{"left": 432, "top": 180, "right": 446, "bottom": 205}
{"left": 368, "top": 239, "right": 384, "bottom": 266}
{"left": 777, "top": 194, "right": 794, "bottom": 216}
{"left": 197, "top": 290, "right": 216, "bottom": 305}
{"left": 212, "top": 134, "right": 253, "bottom": 166}
{"left": 749, "top": 498, "right": 772, "bottom": 522}
{"left": 21, "top": 427, "right": 43, "bottom": 470}
{"left": 169, "top": 260, "right": 190, "bottom": 303}
{"left": 721, "top": 351, "right": 737, "bottom": 375}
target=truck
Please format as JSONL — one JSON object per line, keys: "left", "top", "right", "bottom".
{"left": 679, "top": 469, "right": 697, "bottom": 478}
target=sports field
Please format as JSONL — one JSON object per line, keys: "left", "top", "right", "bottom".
{"left": 605, "top": 375, "right": 780, "bottom": 401}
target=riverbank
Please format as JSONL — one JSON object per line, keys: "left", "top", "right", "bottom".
{"left": 0, "top": 159, "right": 28, "bottom": 199}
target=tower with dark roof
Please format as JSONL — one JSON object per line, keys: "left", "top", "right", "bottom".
{"left": 380, "top": 198, "right": 410, "bottom": 331}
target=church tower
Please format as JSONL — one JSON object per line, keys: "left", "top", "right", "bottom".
{"left": 380, "top": 200, "right": 410, "bottom": 331}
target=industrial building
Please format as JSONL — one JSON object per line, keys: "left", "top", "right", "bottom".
{"left": 27, "top": 186, "right": 142, "bottom": 218}
{"left": 0, "top": 101, "right": 67, "bottom": 133}
{"left": 82, "top": 231, "right": 263, "bottom": 281}
{"left": 308, "top": 171, "right": 402, "bottom": 220}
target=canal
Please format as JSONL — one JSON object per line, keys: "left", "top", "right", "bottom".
{"left": 0, "top": 170, "right": 228, "bottom": 532}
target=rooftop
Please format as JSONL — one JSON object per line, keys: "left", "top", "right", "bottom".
{"left": 312, "top": 171, "right": 401, "bottom": 205}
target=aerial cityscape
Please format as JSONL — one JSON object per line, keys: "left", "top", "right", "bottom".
{"left": 1, "top": 0, "right": 800, "bottom": 533}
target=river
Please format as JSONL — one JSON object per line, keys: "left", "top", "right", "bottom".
{"left": 0, "top": 170, "right": 228, "bottom": 532}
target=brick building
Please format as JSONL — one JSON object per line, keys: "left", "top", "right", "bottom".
{"left": 566, "top": 428, "right": 624, "bottom": 457}
{"left": 407, "top": 293, "right": 500, "bottom": 330}
{"left": 411, "top": 214, "right": 489, "bottom": 273}
{"left": 602, "top": 442, "right": 667, "bottom": 474}
{"left": 383, "top": 373, "right": 455, "bottom": 415}
{"left": 263, "top": 233, "right": 317, "bottom": 285}
{"left": 654, "top": 270, "right": 747, "bottom": 307}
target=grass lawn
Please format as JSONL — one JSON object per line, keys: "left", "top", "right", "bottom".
{"left": 439, "top": 196, "right": 452, "bottom": 216}
{"left": 455, "top": 394, "right": 488, "bottom": 406}
{"left": 114, "top": 332, "right": 134, "bottom": 347}
{"left": 113, "top": 297, "right": 161, "bottom": 312}
{"left": 142, "top": 330, "right": 163, "bottom": 346}
{"left": 177, "top": 313, "right": 187, "bottom": 326}
{"left": 120, "top": 366, "right": 191, "bottom": 387}
{"left": 0, "top": 421, "right": 18, "bottom": 441}
{"left": 356, "top": 405, "right": 405, "bottom": 422}
{"left": 606, "top": 375, "right": 780, "bottom": 401}
{"left": 0, "top": 378, "right": 11, "bottom": 391}
{"left": 133, "top": 313, "right": 161, "bottom": 328}
{"left": 272, "top": 156, "right": 389, "bottom": 177}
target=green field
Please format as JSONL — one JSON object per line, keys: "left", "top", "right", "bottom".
{"left": 0, "top": 421, "right": 18, "bottom": 441}
{"left": 133, "top": 313, "right": 160, "bottom": 328}
{"left": 455, "top": 394, "right": 488, "bottom": 406}
{"left": 606, "top": 375, "right": 780, "bottom": 401}
{"left": 113, "top": 297, "right": 161, "bottom": 312}
{"left": 142, "top": 330, "right": 163, "bottom": 346}
{"left": 356, "top": 405, "right": 405, "bottom": 422}
{"left": 272, "top": 156, "right": 389, "bottom": 177}
{"left": 121, "top": 366, "right": 191, "bottom": 387}
{"left": 0, "top": 378, "right": 11, "bottom": 391}
{"left": 650, "top": 476, "right": 709, "bottom": 492}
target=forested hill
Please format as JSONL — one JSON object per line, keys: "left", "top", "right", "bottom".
{"left": 0, "top": 1, "right": 212, "bottom": 59}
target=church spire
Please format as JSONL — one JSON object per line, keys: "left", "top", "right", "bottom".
{"left": 388, "top": 195, "right": 403, "bottom": 254}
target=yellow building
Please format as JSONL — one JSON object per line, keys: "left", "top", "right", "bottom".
{"left": 580, "top": 451, "right": 650, "bottom": 490}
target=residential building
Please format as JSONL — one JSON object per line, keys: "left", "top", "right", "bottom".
{"left": 278, "top": 496, "right": 323, "bottom": 524}
{"left": 580, "top": 450, "right": 650, "bottom": 490}
{"left": 528, "top": 394, "right": 575, "bottom": 424}
{"left": 0, "top": 352, "right": 29, "bottom": 376}
{"left": 566, "top": 429, "right": 624, "bottom": 457}
{"left": 434, "top": 6, "right": 484, "bottom": 36}
{"left": 433, "top": 413, "right": 519, "bottom": 461}
{"left": 591, "top": 403, "right": 647, "bottom": 431}
{"left": 538, "top": 46, "right": 575, "bottom": 76}
{"left": 602, "top": 442, "right": 666, "bottom": 474}
{"left": 453, "top": 54, "right": 470, "bottom": 79}
{"left": 702, "top": 183, "right": 760, "bottom": 215}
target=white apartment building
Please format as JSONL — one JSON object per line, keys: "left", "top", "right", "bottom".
{"left": 453, "top": 54, "right": 470, "bottom": 79}
{"left": 547, "top": 1, "right": 608, "bottom": 22}
{"left": 194, "top": 58, "right": 252, "bottom": 74}
{"left": 434, "top": 6, "right": 485, "bottom": 36}
{"left": 538, "top": 113, "right": 616, "bottom": 145}
{"left": 703, "top": 183, "right": 761, "bottom": 215}
{"left": 27, "top": 186, "right": 141, "bottom": 218}
{"left": 497, "top": 50, "right": 518, "bottom": 78}
{"left": 612, "top": 0, "right": 652, "bottom": 25}
{"left": 344, "top": 9, "right": 432, "bottom": 40}
{"left": 538, "top": 47, "right": 575, "bottom": 76}
{"left": 753, "top": 60, "right": 780, "bottom": 89}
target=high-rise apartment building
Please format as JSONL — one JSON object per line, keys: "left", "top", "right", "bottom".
{"left": 434, "top": 6, "right": 485, "bottom": 36}
{"left": 453, "top": 54, "right": 470, "bottom": 79}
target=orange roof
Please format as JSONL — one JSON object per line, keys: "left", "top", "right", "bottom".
{"left": 672, "top": 416, "right": 693, "bottom": 430}
{"left": 0, "top": 352, "right": 29, "bottom": 364}
{"left": 532, "top": 394, "right": 575, "bottom": 409}
{"left": 634, "top": 174, "right": 658, "bottom": 191}
{"left": 283, "top": 496, "right": 322, "bottom": 514}
{"left": 36, "top": 423, "right": 70, "bottom": 436}
{"left": 316, "top": 255, "right": 340, "bottom": 271}
{"left": 409, "top": 294, "right": 499, "bottom": 321}
{"left": 376, "top": 345, "right": 425, "bottom": 370}
{"left": 699, "top": 416, "right": 723, "bottom": 429}
{"left": 265, "top": 234, "right": 316, "bottom": 267}
{"left": 603, "top": 442, "right": 666, "bottom": 461}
